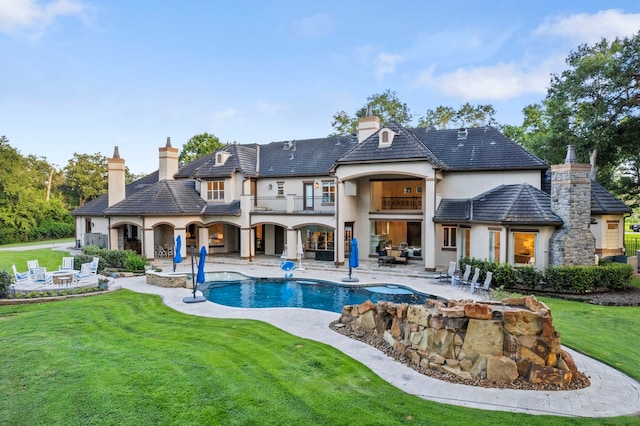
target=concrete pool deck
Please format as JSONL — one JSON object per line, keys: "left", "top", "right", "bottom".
{"left": 115, "top": 256, "right": 640, "bottom": 418}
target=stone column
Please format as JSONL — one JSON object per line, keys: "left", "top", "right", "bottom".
{"left": 548, "top": 146, "right": 596, "bottom": 266}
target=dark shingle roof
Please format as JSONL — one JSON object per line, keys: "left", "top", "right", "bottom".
{"left": 591, "top": 181, "right": 633, "bottom": 214}
{"left": 337, "top": 121, "right": 441, "bottom": 165}
{"left": 434, "top": 184, "right": 563, "bottom": 226}
{"left": 258, "top": 136, "right": 356, "bottom": 177}
{"left": 71, "top": 171, "right": 159, "bottom": 217}
{"left": 104, "top": 180, "right": 206, "bottom": 215}
{"left": 411, "top": 126, "right": 549, "bottom": 171}
{"left": 204, "top": 200, "right": 241, "bottom": 216}
{"left": 174, "top": 144, "right": 258, "bottom": 179}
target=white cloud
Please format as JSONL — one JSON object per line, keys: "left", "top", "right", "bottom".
{"left": 0, "top": 0, "right": 91, "bottom": 38}
{"left": 375, "top": 53, "right": 403, "bottom": 80}
{"left": 534, "top": 9, "right": 640, "bottom": 45}
{"left": 413, "top": 56, "right": 564, "bottom": 101}
{"left": 292, "top": 13, "right": 335, "bottom": 38}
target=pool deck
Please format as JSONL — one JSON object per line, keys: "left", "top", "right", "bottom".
{"left": 115, "top": 255, "right": 640, "bottom": 418}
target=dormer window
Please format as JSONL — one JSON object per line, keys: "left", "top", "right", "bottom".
{"left": 457, "top": 128, "right": 468, "bottom": 140}
{"left": 215, "top": 151, "right": 230, "bottom": 166}
{"left": 378, "top": 128, "right": 395, "bottom": 148}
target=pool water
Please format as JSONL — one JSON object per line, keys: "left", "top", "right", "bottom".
{"left": 198, "top": 275, "right": 441, "bottom": 313}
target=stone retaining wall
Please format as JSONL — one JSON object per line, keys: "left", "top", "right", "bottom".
{"left": 145, "top": 270, "right": 187, "bottom": 288}
{"left": 338, "top": 295, "right": 580, "bottom": 385}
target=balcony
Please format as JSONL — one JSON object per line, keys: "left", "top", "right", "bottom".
{"left": 381, "top": 196, "right": 422, "bottom": 210}
{"left": 250, "top": 196, "right": 335, "bottom": 214}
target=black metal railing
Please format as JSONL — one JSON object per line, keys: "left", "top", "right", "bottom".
{"left": 381, "top": 196, "right": 422, "bottom": 210}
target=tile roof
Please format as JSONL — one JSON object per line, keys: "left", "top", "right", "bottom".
{"left": 174, "top": 144, "right": 258, "bottom": 179}
{"left": 71, "top": 171, "right": 159, "bottom": 217}
{"left": 336, "top": 121, "right": 441, "bottom": 165}
{"left": 258, "top": 136, "right": 356, "bottom": 177}
{"left": 591, "top": 181, "right": 633, "bottom": 214}
{"left": 104, "top": 180, "right": 206, "bottom": 215}
{"left": 435, "top": 184, "right": 563, "bottom": 226}
{"left": 411, "top": 126, "right": 549, "bottom": 171}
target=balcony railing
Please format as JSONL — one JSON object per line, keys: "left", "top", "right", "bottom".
{"left": 250, "top": 196, "right": 335, "bottom": 214}
{"left": 381, "top": 196, "right": 422, "bottom": 210}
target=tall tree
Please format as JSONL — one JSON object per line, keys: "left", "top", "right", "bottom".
{"left": 418, "top": 103, "right": 497, "bottom": 129}
{"left": 179, "top": 132, "right": 223, "bottom": 164}
{"left": 544, "top": 32, "right": 640, "bottom": 177}
{"left": 64, "top": 153, "right": 108, "bottom": 207}
{"left": 330, "top": 89, "right": 412, "bottom": 136}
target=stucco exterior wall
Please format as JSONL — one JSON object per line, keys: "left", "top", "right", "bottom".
{"left": 436, "top": 170, "right": 542, "bottom": 200}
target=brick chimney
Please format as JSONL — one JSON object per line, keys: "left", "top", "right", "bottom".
{"left": 358, "top": 106, "right": 380, "bottom": 143}
{"left": 108, "top": 146, "right": 126, "bottom": 207}
{"left": 159, "top": 136, "right": 179, "bottom": 181}
{"left": 548, "top": 145, "right": 596, "bottom": 266}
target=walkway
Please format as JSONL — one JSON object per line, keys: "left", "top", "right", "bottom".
{"left": 115, "top": 255, "right": 640, "bottom": 418}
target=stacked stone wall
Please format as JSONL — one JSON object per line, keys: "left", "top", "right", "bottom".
{"left": 338, "top": 296, "right": 580, "bottom": 385}
{"left": 549, "top": 163, "right": 596, "bottom": 266}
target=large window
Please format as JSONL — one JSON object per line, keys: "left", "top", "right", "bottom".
{"left": 370, "top": 179, "right": 422, "bottom": 210}
{"left": 461, "top": 228, "right": 470, "bottom": 258}
{"left": 443, "top": 226, "right": 456, "bottom": 248}
{"left": 513, "top": 232, "right": 536, "bottom": 265}
{"left": 322, "top": 181, "right": 335, "bottom": 203}
{"left": 207, "top": 180, "right": 224, "bottom": 201}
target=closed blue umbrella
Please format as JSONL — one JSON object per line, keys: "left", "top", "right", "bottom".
{"left": 349, "top": 238, "right": 359, "bottom": 269}
{"left": 196, "top": 245, "right": 207, "bottom": 285}
{"left": 173, "top": 235, "right": 182, "bottom": 272}
{"left": 343, "top": 238, "right": 359, "bottom": 282}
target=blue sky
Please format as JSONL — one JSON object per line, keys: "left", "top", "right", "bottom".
{"left": 1, "top": 1, "right": 639, "bottom": 174}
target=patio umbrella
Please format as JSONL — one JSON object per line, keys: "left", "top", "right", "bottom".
{"left": 196, "top": 245, "right": 207, "bottom": 285}
{"left": 173, "top": 235, "right": 182, "bottom": 272}
{"left": 296, "top": 230, "right": 305, "bottom": 270}
{"left": 183, "top": 245, "right": 206, "bottom": 303}
{"left": 342, "top": 237, "right": 359, "bottom": 282}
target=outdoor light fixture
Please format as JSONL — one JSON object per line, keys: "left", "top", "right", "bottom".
{"left": 314, "top": 182, "right": 320, "bottom": 189}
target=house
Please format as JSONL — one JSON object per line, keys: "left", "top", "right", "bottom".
{"left": 71, "top": 118, "right": 631, "bottom": 272}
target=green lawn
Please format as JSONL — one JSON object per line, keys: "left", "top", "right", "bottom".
{"left": 1, "top": 291, "right": 638, "bottom": 425}
{"left": 0, "top": 248, "right": 68, "bottom": 273}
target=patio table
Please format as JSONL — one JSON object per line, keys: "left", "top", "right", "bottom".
{"left": 51, "top": 270, "right": 76, "bottom": 287}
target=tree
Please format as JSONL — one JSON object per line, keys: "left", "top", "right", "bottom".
{"left": 330, "top": 89, "right": 412, "bottom": 136}
{"left": 64, "top": 153, "right": 108, "bottom": 207}
{"left": 418, "top": 103, "right": 497, "bottom": 129}
{"left": 544, "top": 33, "right": 640, "bottom": 177}
{"left": 179, "top": 132, "right": 223, "bottom": 164}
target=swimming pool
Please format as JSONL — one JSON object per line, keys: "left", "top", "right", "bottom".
{"left": 197, "top": 272, "right": 442, "bottom": 313}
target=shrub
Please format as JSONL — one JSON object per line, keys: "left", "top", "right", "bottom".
{"left": 0, "top": 270, "right": 12, "bottom": 298}
{"left": 123, "top": 252, "right": 147, "bottom": 272}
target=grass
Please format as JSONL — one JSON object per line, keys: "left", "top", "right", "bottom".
{"left": 0, "top": 237, "right": 74, "bottom": 249}
{"left": 0, "top": 248, "right": 68, "bottom": 273}
{"left": 541, "top": 297, "right": 640, "bottom": 383}
{"left": 2, "top": 291, "right": 638, "bottom": 425}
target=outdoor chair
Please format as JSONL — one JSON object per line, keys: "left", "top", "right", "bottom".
{"left": 32, "top": 267, "right": 53, "bottom": 286}
{"left": 472, "top": 271, "right": 492, "bottom": 296}
{"left": 461, "top": 267, "right": 480, "bottom": 292}
{"left": 12, "top": 264, "right": 29, "bottom": 285}
{"left": 27, "top": 259, "right": 40, "bottom": 281}
{"left": 453, "top": 264, "right": 471, "bottom": 287}
{"left": 90, "top": 257, "right": 100, "bottom": 275}
{"left": 74, "top": 263, "right": 94, "bottom": 284}
{"left": 438, "top": 261, "right": 457, "bottom": 282}
{"left": 59, "top": 257, "right": 75, "bottom": 271}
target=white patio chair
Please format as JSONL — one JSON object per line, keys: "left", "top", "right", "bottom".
{"left": 59, "top": 257, "right": 75, "bottom": 270}
{"left": 74, "top": 263, "right": 94, "bottom": 284}
{"left": 90, "top": 257, "right": 100, "bottom": 275}
{"left": 32, "top": 267, "right": 53, "bottom": 286}
{"left": 12, "top": 264, "right": 29, "bottom": 285}
{"left": 27, "top": 259, "right": 40, "bottom": 281}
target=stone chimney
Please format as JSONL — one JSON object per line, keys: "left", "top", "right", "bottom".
{"left": 159, "top": 136, "right": 179, "bottom": 181}
{"left": 548, "top": 145, "right": 596, "bottom": 266}
{"left": 357, "top": 106, "right": 380, "bottom": 143}
{"left": 108, "top": 146, "right": 126, "bottom": 207}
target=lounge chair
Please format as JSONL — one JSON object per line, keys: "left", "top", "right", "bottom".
{"left": 59, "top": 257, "right": 75, "bottom": 270}
{"left": 461, "top": 267, "right": 480, "bottom": 292}
{"left": 438, "top": 261, "right": 457, "bottom": 281}
{"left": 12, "top": 264, "right": 29, "bottom": 285}
{"left": 453, "top": 264, "right": 471, "bottom": 287}
{"left": 472, "top": 271, "right": 493, "bottom": 296}
{"left": 32, "top": 267, "right": 53, "bottom": 286}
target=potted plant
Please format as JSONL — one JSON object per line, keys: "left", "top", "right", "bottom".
{"left": 97, "top": 277, "right": 109, "bottom": 290}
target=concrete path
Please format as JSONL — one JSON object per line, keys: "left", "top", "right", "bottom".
{"left": 115, "top": 259, "right": 640, "bottom": 418}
